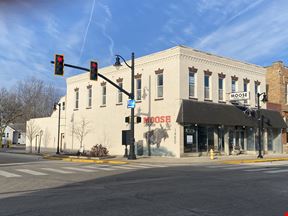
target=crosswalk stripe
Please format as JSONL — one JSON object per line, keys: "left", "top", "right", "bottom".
{"left": 263, "top": 169, "right": 288, "bottom": 174}
{"left": 84, "top": 165, "right": 116, "bottom": 171}
{"left": 16, "top": 169, "right": 47, "bottom": 176}
{"left": 123, "top": 164, "right": 150, "bottom": 169}
{"left": 0, "top": 170, "right": 21, "bottom": 178}
{"left": 63, "top": 167, "right": 95, "bottom": 172}
{"left": 113, "top": 165, "right": 135, "bottom": 170}
{"left": 41, "top": 168, "right": 75, "bottom": 174}
{"left": 244, "top": 168, "right": 280, "bottom": 172}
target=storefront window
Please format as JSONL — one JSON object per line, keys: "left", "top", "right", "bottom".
{"left": 198, "top": 126, "right": 208, "bottom": 152}
{"left": 247, "top": 127, "right": 255, "bottom": 151}
{"left": 184, "top": 125, "right": 197, "bottom": 153}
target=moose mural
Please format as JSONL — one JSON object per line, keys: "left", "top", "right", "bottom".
{"left": 143, "top": 124, "right": 169, "bottom": 148}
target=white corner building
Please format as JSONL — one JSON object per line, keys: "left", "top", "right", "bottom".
{"left": 26, "top": 46, "right": 286, "bottom": 157}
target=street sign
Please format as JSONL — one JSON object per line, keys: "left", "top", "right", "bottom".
{"left": 230, "top": 92, "right": 249, "bottom": 101}
{"left": 127, "top": 99, "right": 136, "bottom": 108}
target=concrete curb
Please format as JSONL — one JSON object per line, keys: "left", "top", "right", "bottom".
{"left": 222, "top": 157, "right": 288, "bottom": 164}
{"left": 43, "top": 156, "right": 128, "bottom": 165}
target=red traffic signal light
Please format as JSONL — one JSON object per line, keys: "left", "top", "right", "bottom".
{"left": 90, "top": 61, "right": 98, "bottom": 81}
{"left": 54, "top": 54, "right": 64, "bottom": 76}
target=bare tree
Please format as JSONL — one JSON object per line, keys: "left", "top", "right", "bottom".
{"left": 15, "top": 77, "right": 62, "bottom": 122}
{"left": 72, "top": 117, "right": 92, "bottom": 152}
{"left": 0, "top": 88, "right": 23, "bottom": 146}
{"left": 26, "top": 120, "right": 40, "bottom": 153}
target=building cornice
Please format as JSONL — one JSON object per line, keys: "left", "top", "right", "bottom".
{"left": 179, "top": 53, "right": 265, "bottom": 76}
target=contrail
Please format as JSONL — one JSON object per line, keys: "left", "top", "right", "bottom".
{"left": 79, "top": 0, "right": 96, "bottom": 62}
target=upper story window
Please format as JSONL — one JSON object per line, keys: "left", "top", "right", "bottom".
{"left": 74, "top": 88, "right": 79, "bottom": 109}
{"left": 218, "top": 73, "right": 225, "bottom": 102}
{"left": 243, "top": 78, "right": 250, "bottom": 104}
{"left": 189, "top": 67, "right": 197, "bottom": 98}
{"left": 101, "top": 82, "right": 107, "bottom": 106}
{"left": 155, "top": 68, "right": 164, "bottom": 99}
{"left": 231, "top": 76, "right": 238, "bottom": 93}
{"left": 117, "top": 82, "right": 123, "bottom": 104}
{"left": 136, "top": 78, "right": 142, "bottom": 101}
{"left": 255, "top": 81, "right": 261, "bottom": 105}
{"left": 204, "top": 70, "right": 212, "bottom": 100}
{"left": 18, "top": 133, "right": 21, "bottom": 139}
{"left": 6, "top": 133, "right": 9, "bottom": 138}
{"left": 87, "top": 85, "right": 92, "bottom": 108}
{"left": 62, "top": 102, "right": 65, "bottom": 111}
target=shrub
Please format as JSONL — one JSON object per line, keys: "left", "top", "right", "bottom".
{"left": 89, "top": 144, "right": 109, "bottom": 157}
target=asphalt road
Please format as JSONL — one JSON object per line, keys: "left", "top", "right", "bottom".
{"left": 0, "top": 152, "right": 43, "bottom": 164}
{"left": 0, "top": 160, "right": 287, "bottom": 216}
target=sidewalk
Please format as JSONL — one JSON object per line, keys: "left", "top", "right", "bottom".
{"left": 43, "top": 153, "right": 288, "bottom": 165}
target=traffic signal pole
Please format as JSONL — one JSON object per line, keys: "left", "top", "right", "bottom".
{"left": 51, "top": 61, "right": 131, "bottom": 97}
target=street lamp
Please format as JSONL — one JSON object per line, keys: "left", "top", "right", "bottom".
{"left": 53, "top": 103, "right": 61, "bottom": 155}
{"left": 256, "top": 92, "right": 268, "bottom": 158}
{"left": 114, "top": 53, "right": 136, "bottom": 160}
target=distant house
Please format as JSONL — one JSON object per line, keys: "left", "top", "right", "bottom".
{"left": 2, "top": 124, "right": 26, "bottom": 145}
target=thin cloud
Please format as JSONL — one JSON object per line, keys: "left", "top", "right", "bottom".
{"left": 79, "top": 0, "right": 96, "bottom": 61}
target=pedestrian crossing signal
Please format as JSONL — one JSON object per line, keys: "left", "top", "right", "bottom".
{"left": 54, "top": 54, "right": 64, "bottom": 76}
{"left": 90, "top": 61, "right": 98, "bottom": 81}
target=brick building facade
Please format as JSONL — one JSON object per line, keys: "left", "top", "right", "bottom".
{"left": 266, "top": 61, "right": 288, "bottom": 152}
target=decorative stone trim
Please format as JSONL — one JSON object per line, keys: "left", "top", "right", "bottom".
{"left": 74, "top": 87, "right": 79, "bottom": 91}
{"left": 116, "top": 77, "right": 123, "bottom": 83}
{"left": 255, "top": 80, "right": 261, "bottom": 85}
{"left": 134, "top": 73, "right": 142, "bottom": 79}
{"left": 101, "top": 81, "right": 106, "bottom": 86}
{"left": 243, "top": 78, "right": 250, "bottom": 83}
{"left": 218, "top": 72, "right": 226, "bottom": 78}
{"left": 87, "top": 84, "right": 92, "bottom": 89}
{"left": 204, "top": 69, "right": 212, "bottom": 76}
{"left": 188, "top": 66, "right": 198, "bottom": 73}
{"left": 231, "top": 75, "right": 238, "bottom": 81}
{"left": 155, "top": 68, "right": 164, "bottom": 74}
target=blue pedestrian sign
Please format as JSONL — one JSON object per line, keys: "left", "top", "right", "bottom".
{"left": 127, "top": 99, "right": 136, "bottom": 109}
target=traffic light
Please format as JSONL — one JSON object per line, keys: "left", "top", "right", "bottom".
{"left": 54, "top": 54, "right": 64, "bottom": 76}
{"left": 90, "top": 61, "right": 98, "bottom": 81}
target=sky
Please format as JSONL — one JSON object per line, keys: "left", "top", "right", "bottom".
{"left": 1, "top": 0, "right": 288, "bottom": 92}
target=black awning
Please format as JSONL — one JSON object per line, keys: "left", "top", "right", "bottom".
{"left": 260, "top": 109, "right": 287, "bottom": 128}
{"left": 176, "top": 100, "right": 286, "bottom": 128}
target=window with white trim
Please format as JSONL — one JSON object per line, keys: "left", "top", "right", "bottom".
{"left": 136, "top": 79, "right": 142, "bottom": 101}
{"left": 218, "top": 77, "right": 224, "bottom": 101}
{"left": 75, "top": 89, "right": 79, "bottom": 109}
{"left": 102, "top": 85, "right": 106, "bottom": 106}
{"left": 204, "top": 74, "right": 210, "bottom": 100}
{"left": 189, "top": 72, "right": 195, "bottom": 98}
{"left": 87, "top": 86, "right": 92, "bottom": 108}
{"left": 117, "top": 82, "right": 123, "bottom": 104}
{"left": 156, "top": 74, "right": 163, "bottom": 98}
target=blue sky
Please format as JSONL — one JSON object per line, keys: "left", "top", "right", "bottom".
{"left": 1, "top": 0, "right": 288, "bottom": 92}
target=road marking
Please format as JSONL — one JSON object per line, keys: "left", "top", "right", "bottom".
{"left": 113, "top": 165, "right": 135, "bottom": 170}
{"left": 123, "top": 164, "right": 151, "bottom": 169}
{"left": 206, "top": 165, "right": 233, "bottom": 168}
{"left": 223, "top": 166, "right": 251, "bottom": 170}
{"left": 41, "top": 168, "right": 75, "bottom": 174}
{"left": 263, "top": 169, "right": 288, "bottom": 174}
{"left": 84, "top": 165, "right": 116, "bottom": 171}
{"left": 16, "top": 169, "right": 47, "bottom": 176}
{"left": 243, "top": 168, "right": 280, "bottom": 172}
{"left": 63, "top": 167, "right": 95, "bottom": 172}
{"left": 0, "top": 170, "right": 22, "bottom": 178}
{"left": 137, "top": 164, "right": 168, "bottom": 168}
